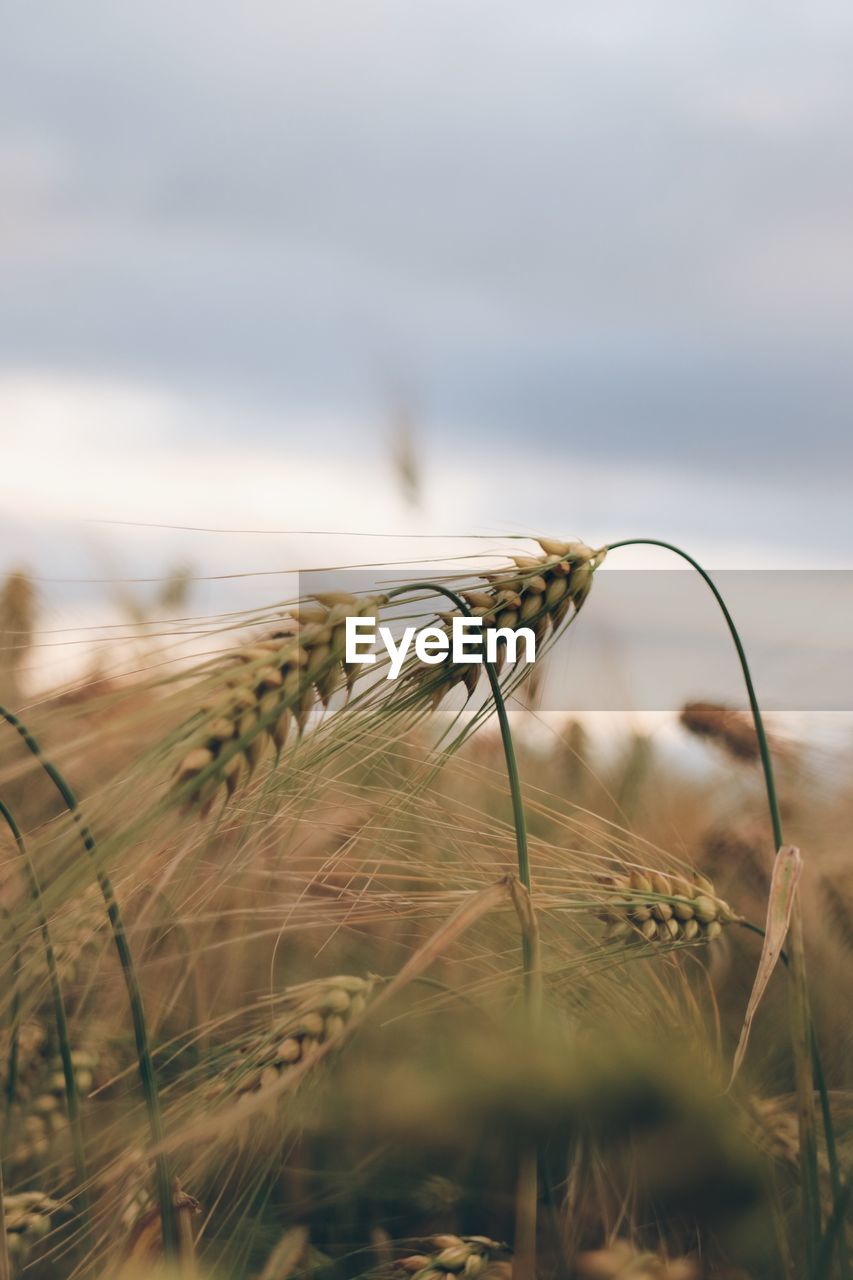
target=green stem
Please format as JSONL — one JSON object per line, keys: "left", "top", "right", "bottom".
{"left": 604, "top": 539, "right": 827, "bottom": 1269}
{"left": 384, "top": 583, "right": 531, "bottom": 966}
{"left": 1, "top": 910, "right": 19, "bottom": 1280}
{"left": 0, "top": 706, "right": 176, "bottom": 1257}
{"left": 0, "top": 1154, "right": 9, "bottom": 1280}
{"left": 738, "top": 921, "right": 849, "bottom": 1280}
{"left": 0, "top": 798, "right": 92, "bottom": 1253}
{"left": 129, "top": 885, "right": 200, "bottom": 1058}
{"left": 1, "top": 908, "right": 20, "bottom": 1150}
{"left": 813, "top": 1047, "right": 849, "bottom": 1280}
{"left": 816, "top": 1183, "right": 852, "bottom": 1280}
{"left": 605, "top": 540, "right": 780, "bottom": 839}
{"left": 384, "top": 582, "right": 537, "bottom": 1270}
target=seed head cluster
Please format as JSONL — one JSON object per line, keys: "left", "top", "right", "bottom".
{"left": 2, "top": 1025, "right": 107, "bottom": 1172}
{"left": 172, "top": 539, "right": 604, "bottom": 809}
{"left": 174, "top": 595, "right": 384, "bottom": 808}
{"left": 600, "top": 869, "right": 736, "bottom": 944}
{"left": 4, "top": 1191, "right": 67, "bottom": 1273}
{"left": 398, "top": 1234, "right": 511, "bottom": 1280}
{"left": 409, "top": 538, "right": 602, "bottom": 707}
{"left": 212, "top": 975, "right": 374, "bottom": 1100}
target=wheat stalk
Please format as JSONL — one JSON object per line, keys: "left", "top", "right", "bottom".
{"left": 0, "top": 706, "right": 176, "bottom": 1257}
{"left": 115, "top": 1183, "right": 200, "bottom": 1276}
{"left": 606, "top": 537, "right": 829, "bottom": 1267}
{"left": 0, "top": 799, "right": 91, "bottom": 1243}
{"left": 170, "top": 538, "right": 605, "bottom": 810}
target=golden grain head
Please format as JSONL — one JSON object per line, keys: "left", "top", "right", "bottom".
{"left": 172, "top": 542, "right": 602, "bottom": 805}
{"left": 398, "top": 1234, "right": 511, "bottom": 1279}
{"left": 411, "top": 538, "right": 603, "bottom": 707}
{"left": 212, "top": 975, "right": 375, "bottom": 1099}
{"left": 600, "top": 868, "right": 735, "bottom": 945}
{"left": 172, "top": 595, "right": 385, "bottom": 809}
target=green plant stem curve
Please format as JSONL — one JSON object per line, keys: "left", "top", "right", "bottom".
{"left": 604, "top": 538, "right": 828, "bottom": 1271}
{"left": 738, "top": 921, "right": 849, "bottom": 1280}
{"left": 0, "top": 798, "right": 92, "bottom": 1255}
{"left": 384, "top": 582, "right": 538, "bottom": 1280}
{"left": 384, "top": 583, "right": 531, "bottom": 957}
{"left": 1, "top": 908, "right": 20, "bottom": 1149}
{"left": 0, "top": 706, "right": 176, "bottom": 1257}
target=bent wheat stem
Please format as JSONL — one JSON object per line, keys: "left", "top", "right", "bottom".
{"left": 0, "top": 799, "right": 91, "bottom": 1254}
{"left": 0, "top": 908, "right": 16, "bottom": 1280}
{"left": 385, "top": 584, "right": 529, "bottom": 887}
{"left": 386, "top": 583, "right": 536, "bottom": 994}
{"left": 387, "top": 582, "right": 541, "bottom": 1276}
{"left": 0, "top": 706, "right": 176, "bottom": 1258}
{"left": 157, "top": 879, "right": 517, "bottom": 1151}
{"left": 816, "top": 1184, "right": 853, "bottom": 1280}
{"left": 0, "top": 1159, "right": 8, "bottom": 1280}
{"left": 1, "top": 908, "right": 20, "bottom": 1149}
{"left": 604, "top": 538, "right": 830, "bottom": 1272}
{"left": 506, "top": 877, "right": 541, "bottom": 1280}
{"left": 738, "top": 920, "right": 849, "bottom": 1280}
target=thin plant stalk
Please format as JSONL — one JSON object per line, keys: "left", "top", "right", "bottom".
{"left": 0, "top": 1155, "right": 9, "bottom": 1280}
{"left": 0, "top": 799, "right": 92, "bottom": 1253}
{"left": 816, "top": 1184, "right": 853, "bottom": 1280}
{"left": 375, "top": 584, "right": 539, "bottom": 1259}
{"left": 161, "top": 878, "right": 519, "bottom": 1150}
{"left": 739, "top": 920, "right": 849, "bottom": 1280}
{"left": 507, "top": 877, "right": 542, "bottom": 1280}
{"left": 384, "top": 585, "right": 531, "bottom": 926}
{"left": 604, "top": 539, "right": 827, "bottom": 1267}
{"left": 812, "top": 1044, "right": 849, "bottom": 1280}
{"left": 0, "top": 706, "right": 176, "bottom": 1257}
{"left": 0, "top": 927, "right": 12, "bottom": 1280}
{"left": 1, "top": 908, "right": 20, "bottom": 1149}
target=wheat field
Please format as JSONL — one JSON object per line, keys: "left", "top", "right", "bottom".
{"left": 0, "top": 539, "right": 850, "bottom": 1280}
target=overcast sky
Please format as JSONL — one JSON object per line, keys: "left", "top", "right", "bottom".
{"left": 2, "top": 1, "right": 853, "bottom": 595}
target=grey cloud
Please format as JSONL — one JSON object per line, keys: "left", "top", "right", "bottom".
{"left": 3, "top": 1, "right": 853, "bottom": 482}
